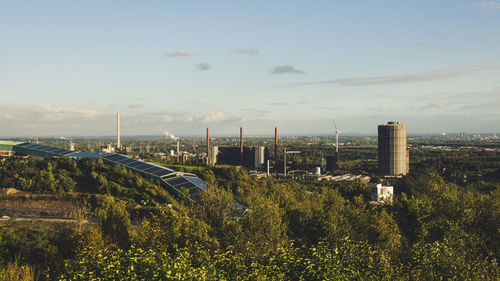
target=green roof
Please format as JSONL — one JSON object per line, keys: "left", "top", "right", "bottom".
{"left": 0, "top": 141, "right": 23, "bottom": 145}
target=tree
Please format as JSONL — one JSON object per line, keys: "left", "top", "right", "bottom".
{"left": 240, "top": 192, "right": 288, "bottom": 256}
{"left": 97, "top": 196, "right": 131, "bottom": 249}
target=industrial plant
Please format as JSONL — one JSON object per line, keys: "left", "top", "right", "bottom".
{"left": 1, "top": 115, "right": 414, "bottom": 182}
{"left": 0, "top": 114, "right": 415, "bottom": 207}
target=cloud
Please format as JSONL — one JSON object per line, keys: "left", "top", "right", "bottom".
{"left": 2, "top": 103, "right": 499, "bottom": 136}
{"left": 196, "top": 63, "right": 212, "bottom": 71}
{"left": 0, "top": 104, "right": 114, "bottom": 136}
{"left": 185, "top": 100, "right": 214, "bottom": 105}
{"left": 287, "top": 64, "right": 500, "bottom": 86}
{"left": 472, "top": 1, "right": 500, "bottom": 10}
{"left": 316, "top": 106, "right": 342, "bottom": 111}
{"left": 242, "top": 108, "right": 271, "bottom": 114}
{"left": 165, "top": 50, "right": 200, "bottom": 57}
{"left": 128, "top": 104, "right": 143, "bottom": 109}
{"left": 240, "top": 116, "right": 272, "bottom": 122}
{"left": 458, "top": 100, "right": 500, "bottom": 111}
{"left": 8, "top": 105, "right": 108, "bottom": 121}
{"left": 138, "top": 109, "right": 234, "bottom": 125}
{"left": 376, "top": 93, "right": 402, "bottom": 98}
{"left": 267, "top": 101, "right": 309, "bottom": 106}
{"left": 157, "top": 110, "right": 197, "bottom": 123}
{"left": 202, "top": 111, "right": 228, "bottom": 123}
{"left": 233, "top": 48, "right": 259, "bottom": 55}
{"left": 429, "top": 102, "right": 448, "bottom": 109}
{"left": 423, "top": 88, "right": 500, "bottom": 100}
{"left": 270, "top": 65, "right": 304, "bottom": 74}
{"left": 414, "top": 88, "right": 500, "bottom": 116}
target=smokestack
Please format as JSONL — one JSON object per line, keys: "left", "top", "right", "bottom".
{"left": 206, "top": 128, "right": 210, "bottom": 165}
{"left": 176, "top": 139, "right": 180, "bottom": 161}
{"left": 240, "top": 127, "right": 243, "bottom": 165}
{"left": 117, "top": 112, "right": 120, "bottom": 150}
{"left": 275, "top": 127, "right": 278, "bottom": 176}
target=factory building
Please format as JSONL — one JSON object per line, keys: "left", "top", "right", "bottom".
{"left": 326, "top": 155, "right": 338, "bottom": 171}
{"left": 211, "top": 146, "right": 268, "bottom": 169}
{"left": 0, "top": 141, "right": 19, "bottom": 157}
{"left": 209, "top": 146, "right": 218, "bottom": 166}
{"left": 378, "top": 121, "right": 409, "bottom": 176}
{"left": 254, "top": 146, "right": 266, "bottom": 169}
{"left": 0, "top": 141, "right": 245, "bottom": 211}
{"left": 371, "top": 183, "right": 394, "bottom": 203}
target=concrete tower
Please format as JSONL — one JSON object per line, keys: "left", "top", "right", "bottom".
{"left": 378, "top": 121, "right": 409, "bottom": 176}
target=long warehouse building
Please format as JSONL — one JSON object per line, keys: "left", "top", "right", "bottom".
{"left": 3, "top": 141, "right": 244, "bottom": 209}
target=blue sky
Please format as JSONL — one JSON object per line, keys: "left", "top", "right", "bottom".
{"left": 1, "top": 0, "right": 499, "bottom": 136}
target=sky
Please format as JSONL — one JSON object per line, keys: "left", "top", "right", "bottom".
{"left": 1, "top": 0, "right": 500, "bottom": 137}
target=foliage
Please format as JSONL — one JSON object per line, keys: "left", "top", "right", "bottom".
{"left": 134, "top": 207, "right": 217, "bottom": 254}
{"left": 0, "top": 262, "right": 36, "bottom": 281}
{"left": 0, "top": 222, "right": 87, "bottom": 279}
{"left": 1, "top": 156, "right": 499, "bottom": 280}
{"left": 97, "top": 195, "right": 131, "bottom": 249}
{"left": 0, "top": 157, "right": 176, "bottom": 206}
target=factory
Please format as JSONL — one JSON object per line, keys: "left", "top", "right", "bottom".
{"left": 206, "top": 127, "right": 271, "bottom": 171}
{"left": 210, "top": 146, "right": 268, "bottom": 169}
{"left": 0, "top": 141, "right": 18, "bottom": 158}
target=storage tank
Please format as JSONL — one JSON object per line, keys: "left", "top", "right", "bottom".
{"left": 378, "top": 121, "right": 409, "bottom": 176}
{"left": 315, "top": 167, "right": 321, "bottom": 175}
{"left": 254, "top": 146, "right": 265, "bottom": 168}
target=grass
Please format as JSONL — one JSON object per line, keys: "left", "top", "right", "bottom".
{"left": 0, "top": 262, "right": 36, "bottom": 281}
{"left": 0, "top": 195, "right": 79, "bottom": 210}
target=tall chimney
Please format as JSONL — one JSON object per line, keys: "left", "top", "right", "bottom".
{"left": 176, "top": 138, "right": 180, "bottom": 162}
{"left": 240, "top": 127, "right": 243, "bottom": 165}
{"left": 117, "top": 112, "right": 120, "bottom": 150}
{"left": 275, "top": 127, "right": 278, "bottom": 176}
{"left": 206, "top": 128, "right": 210, "bottom": 165}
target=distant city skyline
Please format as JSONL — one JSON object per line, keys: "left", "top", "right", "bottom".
{"left": 1, "top": 1, "right": 500, "bottom": 136}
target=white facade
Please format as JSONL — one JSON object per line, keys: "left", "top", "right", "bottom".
{"left": 371, "top": 183, "right": 394, "bottom": 203}
{"left": 254, "top": 146, "right": 265, "bottom": 168}
{"left": 315, "top": 167, "right": 321, "bottom": 175}
{"left": 209, "top": 146, "right": 219, "bottom": 165}
{"left": 101, "top": 144, "right": 114, "bottom": 153}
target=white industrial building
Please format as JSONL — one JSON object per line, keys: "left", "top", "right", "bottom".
{"left": 371, "top": 183, "right": 394, "bottom": 203}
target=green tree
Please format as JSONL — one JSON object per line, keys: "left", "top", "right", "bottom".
{"left": 240, "top": 192, "right": 288, "bottom": 256}
{"left": 97, "top": 196, "right": 131, "bottom": 248}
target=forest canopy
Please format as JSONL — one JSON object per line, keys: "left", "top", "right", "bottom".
{"left": 0, "top": 157, "right": 498, "bottom": 280}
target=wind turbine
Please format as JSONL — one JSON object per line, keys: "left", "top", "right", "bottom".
{"left": 333, "top": 120, "right": 342, "bottom": 156}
